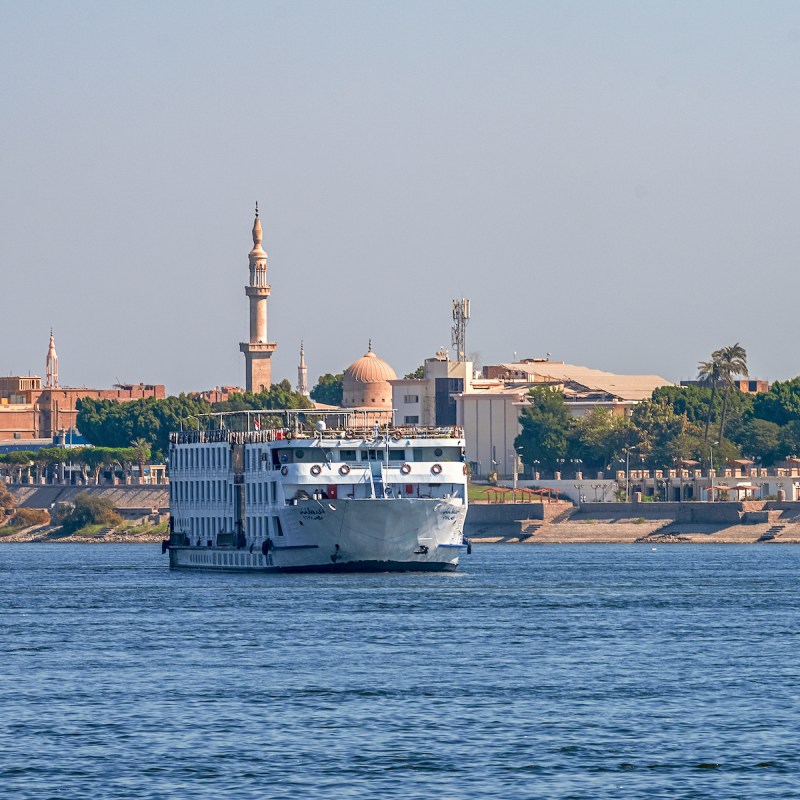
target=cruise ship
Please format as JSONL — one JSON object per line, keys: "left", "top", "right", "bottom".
{"left": 164, "top": 411, "right": 469, "bottom": 572}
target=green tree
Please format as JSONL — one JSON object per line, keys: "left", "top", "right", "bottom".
{"left": 56, "top": 493, "right": 121, "bottom": 534}
{"left": 753, "top": 377, "right": 800, "bottom": 426}
{"left": 404, "top": 365, "right": 425, "bottom": 379}
{"left": 714, "top": 343, "right": 748, "bottom": 441}
{"left": 130, "top": 438, "right": 152, "bottom": 483}
{"left": 0, "top": 451, "right": 36, "bottom": 483}
{"left": 570, "top": 408, "right": 637, "bottom": 473}
{"left": 77, "top": 394, "right": 211, "bottom": 460}
{"left": 514, "top": 387, "right": 572, "bottom": 474}
{"left": 34, "top": 447, "right": 72, "bottom": 483}
{"left": 778, "top": 420, "right": 800, "bottom": 459}
{"left": 310, "top": 373, "right": 344, "bottom": 406}
{"left": 652, "top": 384, "right": 753, "bottom": 431}
{"left": 631, "top": 398, "right": 710, "bottom": 468}
{"left": 734, "top": 418, "right": 781, "bottom": 463}
{"left": 697, "top": 357, "right": 722, "bottom": 442}
{"left": 0, "top": 484, "right": 14, "bottom": 518}
{"left": 214, "top": 380, "right": 313, "bottom": 413}
{"left": 80, "top": 447, "right": 110, "bottom": 485}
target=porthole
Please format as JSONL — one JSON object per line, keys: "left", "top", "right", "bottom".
{"left": 434, "top": 448, "right": 443, "bottom": 457}
{"left": 295, "top": 449, "right": 305, "bottom": 459}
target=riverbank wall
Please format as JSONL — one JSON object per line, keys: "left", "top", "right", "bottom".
{"left": 469, "top": 500, "right": 800, "bottom": 544}
{"left": 9, "top": 485, "right": 800, "bottom": 544}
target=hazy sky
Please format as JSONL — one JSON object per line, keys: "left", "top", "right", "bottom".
{"left": 2, "top": 1, "right": 799, "bottom": 393}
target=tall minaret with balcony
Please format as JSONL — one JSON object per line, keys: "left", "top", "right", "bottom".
{"left": 239, "top": 203, "right": 276, "bottom": 392}
{"left": 45, "top": 329, "right": 59, "bottom": 388}
{"left": 297, "top": 341, "right": 309, "bottom": 397}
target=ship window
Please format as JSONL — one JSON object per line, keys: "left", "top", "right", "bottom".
{"left": 389, "top": 449, "right": 405, "bottom": 460}
{"left": 360, "top": 451, "right": 368, "bottom": 460}
{"left": 434, "top": 448, "right": 443, "bottom": 457}
{"left": 275, "top": 517, "right": 285, "bottom": 537}
{"left": 295, "top": 449, "right": 305, "bottom": 459}
{"left": 340, "top": 449, "right": 357, "bottom": 461}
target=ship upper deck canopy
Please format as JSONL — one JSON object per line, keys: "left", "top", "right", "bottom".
{"left": 170, "top": 409, "right": 464, "bottom": 446}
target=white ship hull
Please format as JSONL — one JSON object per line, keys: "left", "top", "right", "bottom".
{"left": 168, "top": 497, "right": 467, "bottom": 573}
{"left": 166, "top": 418, "right": 470, "bottom": 574}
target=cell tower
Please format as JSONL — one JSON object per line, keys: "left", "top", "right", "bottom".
{"left": 451, "top": 298, "right": 470, "bottom": 362}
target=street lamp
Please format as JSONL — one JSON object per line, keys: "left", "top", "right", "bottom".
{"left": 709, "top": 441, "right": 719, "bottom": 503}
{"left": 510, "top": 447, "right": 523, "bottom": 490}
{"left": 625, "top": 447, "right": 637, "bottom": 502}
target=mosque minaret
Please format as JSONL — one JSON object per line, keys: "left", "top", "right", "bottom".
{"left": 45, "top": 329, "right": 58, "bottom": 388}
{"left": 297, "top": 341, "right": 309, "bottom": 397}
{"left": 239, "top": 203, "right": 276, "bottom": 392}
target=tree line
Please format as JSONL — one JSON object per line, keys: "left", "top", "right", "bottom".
{"left": 515, "top": 345, "right": 800, "bottom": 476}
{"left": 0, "top": 442, "right": 151, "bottom": 484}
{"left": 76, "top": 380, "right": 311, "bottom": 460}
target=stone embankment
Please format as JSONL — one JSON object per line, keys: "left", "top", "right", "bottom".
{"left": 8, "top": 485, "right": 800, "bottom": 545}
{"left": 0, "top": 524, "right": 165, "bottom": 544}
{"left": 3, "top": 485, "right": 170, "bottom": 544}
{"left": 467, "top": 500, "right": 800, "bottom": 544}
{"left": 11, "top": 485, "right": 169, "bottom": 514}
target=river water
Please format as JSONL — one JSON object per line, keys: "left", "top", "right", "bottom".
{"left": 1, "top": 543, "right": 799, "bottom": 799}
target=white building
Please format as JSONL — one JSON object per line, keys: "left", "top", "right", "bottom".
{"left": 391, "top": 350, "right": 495, "bottom": 427}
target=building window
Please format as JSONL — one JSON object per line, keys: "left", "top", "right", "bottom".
{"left": 404, "top": 416, "right": 419, "bottom": 424}
{"left": 403, "top": 395, "right": 419, "bottom": 404}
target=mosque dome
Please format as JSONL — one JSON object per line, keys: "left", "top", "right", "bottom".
{"left": 342, "top": 346, "right": 397, "bottom": 408}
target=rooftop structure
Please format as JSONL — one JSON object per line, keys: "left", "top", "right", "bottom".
{"left": 482, "top": 360, "right": 670, "bottom": 402}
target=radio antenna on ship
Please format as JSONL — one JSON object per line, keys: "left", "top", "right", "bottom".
{"left": 451, "top": 298, "right": 470, "bottom": 363}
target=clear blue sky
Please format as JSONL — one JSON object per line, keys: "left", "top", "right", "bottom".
{"left": 2, "top": 1, "right": 799, "bottom": 393}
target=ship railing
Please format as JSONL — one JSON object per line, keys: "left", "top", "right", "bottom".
{"left": 170, "top": 426, "right": 465, "bottom": 446}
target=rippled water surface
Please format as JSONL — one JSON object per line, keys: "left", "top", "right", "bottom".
{"left": 2, "top": 543, "right": 800, "bottom": 799}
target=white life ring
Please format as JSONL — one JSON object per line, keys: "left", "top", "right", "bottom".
{"left": 400, "top": 463, "right": 411, "bottom": 475}
{"left": 311, "top": 464, "right": 322, "bottom": 476}
{"left": 339, "top": 464, "right": 351, "bottom": 476}
{"left": 280, "top": 466, "right": 288, "bottom": 476}
{"left": 431, "top": 463, "right": 443, "bottom": 476}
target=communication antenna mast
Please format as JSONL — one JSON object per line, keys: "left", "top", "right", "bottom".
{"left": 451, "top": 298, "right": 470, "bottom": 362}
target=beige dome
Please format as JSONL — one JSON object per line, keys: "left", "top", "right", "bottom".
{"left": 344, "top": 350, "right": 397, "bottom": 384}
{"left": 342, "top": 347, "right": 396, "bottom": 408}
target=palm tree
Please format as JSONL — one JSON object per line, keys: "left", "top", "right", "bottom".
{"left": 130, "top": 438, "right": 151, "bottom": 485}
{"left": 697, "top": 357, "right": 722, "bottom": 442}
{"left": 715, "top": 343, "right": 748, "bottom": 442}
